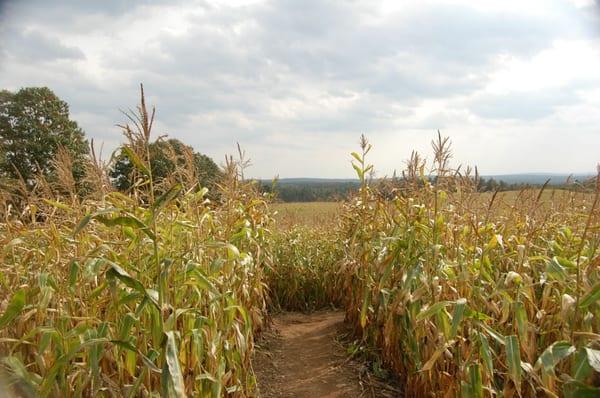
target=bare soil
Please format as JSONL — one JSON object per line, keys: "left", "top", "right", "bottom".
{"left": 253, "top": 310, "right": 400, "bottom": 398}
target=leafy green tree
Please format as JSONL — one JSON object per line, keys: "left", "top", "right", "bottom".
{"left": 0, "top": 87, "right": 88, "bottom": 188}
{"left": 110, "top": 138, "right": 221, "bottom": 191}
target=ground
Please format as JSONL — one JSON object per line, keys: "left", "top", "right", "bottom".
{"left": 253, "top": 311, "right": 400, "bottom": 398}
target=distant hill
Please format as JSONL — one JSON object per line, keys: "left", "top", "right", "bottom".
{"left": 258, "top": 178, "right": 359, "bottom": 202}
{"left": 482, "top": 173, "right": 594, "bottom": 185}
{"left": 267, "top": 174, "right": 594, "bottom": 186}
{"left": 269, "top": 178, "right": 359, "bottom": 184}
{"left": 257, "top": 174, "right": 595, "bottom": 202}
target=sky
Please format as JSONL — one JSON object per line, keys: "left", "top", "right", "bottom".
{"left": 0, "top": 0, "right": 599, "bottom": 178}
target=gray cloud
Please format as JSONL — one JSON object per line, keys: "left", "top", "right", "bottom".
{"left": 4, "top": 29, "right": 84, "bottom": 62}
{"left": 0, "top": 0, "right": 599, "bottom": 176}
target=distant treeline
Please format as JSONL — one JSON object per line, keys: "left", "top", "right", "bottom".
{"left": 259, "top": 176, "right": 595, "bottom": 202}
{"left": 259, "top": 180, "right": 360, "bottom": 202}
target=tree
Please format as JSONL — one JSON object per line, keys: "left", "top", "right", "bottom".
{"left": 110, "top": 138, "right": 221, "bottom": 191}
{"left": 0, "top": 87, "right": 88, "bottom": 188}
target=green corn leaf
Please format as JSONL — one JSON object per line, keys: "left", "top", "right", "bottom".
{"left": 579, "top": 282, "right": 600, "bottom": 308}
{"left": 468, "top": 363, "right": 483, "bottom": 398}
{"left": 478, "top": 322, "right": 505, "bottom": 345}
{"left": 478, "top": 332, "right": 494, "bottom": 376}
{"left": 505, "top": 335, "right": 521, "bottom": 393}
{"left": 106, "top": 262, "right": 146, "bottom": 293}
{"left": 546, "top": 257, "right": 568, "bottom": 282}
{"left": 68, "top": 260, "right": 79, "bottom": 291}
{"left": 0, "top": 289, "right": 26, "bottom": 329}
{"left": 96, "top": 215, "right": 155, "bottom": 241}
{"left": 563, "top": 380, "right": 600, "bottom": 398}
{"left": 151, "top": 183, "right": 182, "bottom": 214}
{"left": 535, "top": 341, "right": 575, "bottom": 375}
{"left": 514, "top": 301, "right": 528, "bottom": 345}
{"left": 105, "top": 261, "right": 159, "bottom": 309}
{"left": 416, "top": 301, "right": 452, "bottom": 321}
{"left": 110, "top": 340, "right": 161, "bottom": 373}
{"left": 352, "top": 163, "right": 364, "bottom": 180}
{"left": 437, "top": 309, "right": 451, "bottom": 340}
{"left": 121, "top": 146, "right": 150, "bottom": 176}
{"left": 72, "top": 207, "right": 119, "bottom": 236}
{"left": 73, "top": 214, "right": 92, "bottom": 236}
{"left": 350, "top": 152, "right": 363, "bottom": 163}
{"left": 126, "top": 368, "right": 147, "bottom": 398}
{"left": 572, "top": 348, "right": 593, "bottom": 381}
{"left": 450, "top": 298, "right": 467, "bottom": 339}
{"left": 584, "top": 347, "right": 600, "bottom": 372}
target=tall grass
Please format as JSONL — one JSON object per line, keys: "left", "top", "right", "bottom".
{"left": 340, "top": 134, "right": 600, "bottom": 396}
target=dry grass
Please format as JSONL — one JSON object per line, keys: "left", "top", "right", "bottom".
{"left": 271, "top": 202, "right": 340, "bottom": 229}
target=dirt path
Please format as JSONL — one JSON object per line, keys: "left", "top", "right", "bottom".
{"left": 254, "top": 310, "right": 397, "bottom": 398}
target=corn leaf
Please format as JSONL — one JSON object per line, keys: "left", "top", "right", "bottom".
{"left": 164, "top": 331, "right": 186, "bottom": 398}
{"left": 505, "top": 335, "right": 521, "bottom": 393}
{"left": 0, "top": 289, "right": 26, "bottom": 329}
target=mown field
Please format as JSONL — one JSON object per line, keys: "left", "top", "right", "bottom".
{"left": 271, "top": 201, "right": 340, "bottom": 228}
{"left": 1, "top": 93, "right": 599, "bottom": 398}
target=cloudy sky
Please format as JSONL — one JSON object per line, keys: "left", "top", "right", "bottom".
{"left": 1, "top": 0, "right": 599, "bottom": 178}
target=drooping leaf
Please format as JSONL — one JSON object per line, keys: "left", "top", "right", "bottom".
{"left": 546, "top": 257, "right": 567, "bottom": 282}
{"left": 450, "top": 298, "right": 467, "bottom": 339}
{"left": 164, "top": 331, "right": 186, "bottom": 398}
{"left": 478, "top": 332, "right": 494, "bottom": 376}
{"left": 514, "top": 301, "right": 529, "bottom": 345}
{"left": 72, "top": 207, "right": 119, "bottom": 236}
{"left": 505, "top": 335, "right": 521, "bottom": 393}
{"left": 151, "top": 183, "right": 182, "bottom": 214}
{"left": 121, "top": 146, "right": 150, "bottom": 176}
{"left": 584, "top": 347, "right": 600, "bottom": 372}
{"left": 416, "top": 301, "right": 452, "bottom": 321}
{"left": 535, "top": 341, "right": 576, "bottom": 375}
{"left": 421, "top": 343, "right": 449, "bottom": 372}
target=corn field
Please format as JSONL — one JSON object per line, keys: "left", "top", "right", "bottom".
{"left": 1, "top": 88, "right": 600, "bottom": 397}
{"left": 339, "top": 135, "right": 600, "bottom": 397}
{"left": 0, "top": 91, "right": 273, "bottom": 397}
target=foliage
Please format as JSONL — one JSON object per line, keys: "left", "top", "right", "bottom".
{"left": 0, "top": 87, "right": 88, "bottom": 190}
{"left": 260, "top": 180, "right": 359, "bottom": 202}
{"left": 110, "top": 138, "right": 221, "bottom": 193}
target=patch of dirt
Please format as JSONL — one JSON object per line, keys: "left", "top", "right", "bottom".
{"left": 253, "top": 311, "right": 400, "bottom": 398}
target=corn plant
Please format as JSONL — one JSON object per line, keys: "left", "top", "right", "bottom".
{"left": 268, "top": 226, "right": 343, "bottom": 311}
{"left": 340, "top": 134, "right": 600, "bottom": 397}
{"left": 0, "top": 87, "right": 274, "bottom": 397}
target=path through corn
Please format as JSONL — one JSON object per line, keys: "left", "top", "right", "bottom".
{"left": 254, "top": 311, "right": 373, "bottom": 398}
